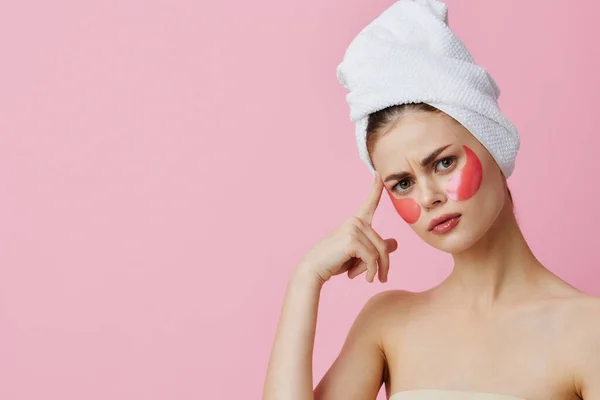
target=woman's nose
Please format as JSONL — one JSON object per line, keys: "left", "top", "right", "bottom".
{"left": 419, "top": 181, "right": 447, "bottom": 210}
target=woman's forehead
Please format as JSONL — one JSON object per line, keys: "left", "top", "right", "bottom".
{"left": 372, "top": 114, "right": 468, "bottom": 163}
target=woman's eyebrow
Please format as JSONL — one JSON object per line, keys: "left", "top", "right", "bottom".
{"left": 419, "top": 144, "right": 452, "bottom": 167}
{"left": 383, "top": 144, "right": 453, "bottom": 183}
{"left": 384, "top": 171, "right": 410, "bottom": 183}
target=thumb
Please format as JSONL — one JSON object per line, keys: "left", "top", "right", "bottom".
{"left": 385, "top": 238, "right": 398, "bottom": 253}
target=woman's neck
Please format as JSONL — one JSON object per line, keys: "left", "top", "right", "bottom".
{"left": 436, "top": 201, "right": 554, "bottom": 312}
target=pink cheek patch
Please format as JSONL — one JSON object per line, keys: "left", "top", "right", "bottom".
{"left": 387, "top": 189, "right": 420, "bottom": 224}
{"left": 446, "top": 145, "right": 483, "bottom": 201}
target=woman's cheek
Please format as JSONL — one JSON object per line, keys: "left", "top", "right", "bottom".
{"left": 446, "top": 145, "right": 483, "bottom": 201}
{"left": 387, "top": 189, "right": 420, "bottom": 224}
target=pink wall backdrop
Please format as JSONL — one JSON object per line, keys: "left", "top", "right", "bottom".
{"left": 1, "top": 0, "right": 599, "bottom": 399}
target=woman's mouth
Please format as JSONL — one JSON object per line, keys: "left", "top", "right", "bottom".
{"left": 428, "top": 213, "right": 462, "bottom": 234}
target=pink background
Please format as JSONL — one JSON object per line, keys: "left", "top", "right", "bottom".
{"left": 1, "top": 0, "right": 599, "bottom": 399}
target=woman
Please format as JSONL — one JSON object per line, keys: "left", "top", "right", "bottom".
{"left": 263, "top": 1, "right": 600, "bottom": 399}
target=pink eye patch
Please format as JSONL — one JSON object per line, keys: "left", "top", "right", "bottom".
{"left": 388, "top": 193, "right": 420, "bottom": 224}
{"left": 386, "top": 145, "right": 482, "bottom": 224}
{"left": 445, "top": 145, "right": 482, "bottom": 201}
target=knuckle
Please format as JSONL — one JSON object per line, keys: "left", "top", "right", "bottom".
{"left": 346, "top": 228, "right": 360, "bottom": 242}
{"left": 344, "top": 239, "right": 358, "bottom": 254}
{"left": 367, "top": 242, "right": 380, "bottom": 256}
{"left": 366, "top": 225, "right": 383, "bottom": 241}
{"left": 368, "top": 231, "right": 386, "bottom": 251}
{"left": 366, "top": 250, "right": 379, "bottom": 262}
{"left": 349, "top": 215, "right": 365, "bottom": 226}
{"left": 346, "top": 225, "right": 362, "bottom": 239}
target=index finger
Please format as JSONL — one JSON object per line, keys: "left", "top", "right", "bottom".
{"left": 354, "top": 172, "right": 384, "bottom": 225}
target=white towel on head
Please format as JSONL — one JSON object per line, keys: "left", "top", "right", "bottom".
{"left": 336, "top": 0, "right": 520, "bottom": 177}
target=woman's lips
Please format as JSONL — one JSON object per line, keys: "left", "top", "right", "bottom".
{"left": 428, "top": 213, "right": 462, "bottom": 234}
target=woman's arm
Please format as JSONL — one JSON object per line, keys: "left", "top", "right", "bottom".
{"left": 262, "top": 267, "right": 324, "bottom": 400}
{"left": 314, "top": 291, "right": 391, "bottom": 399}
{"left": 263, "top": 173, "right": 396, "bottom": 400}
{"left": 263, "top": 264, "right": 391, "bottom": 400}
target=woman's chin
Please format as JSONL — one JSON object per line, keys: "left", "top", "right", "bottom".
{"left": 420, "top": 227, "right": 482, "bottom": 254}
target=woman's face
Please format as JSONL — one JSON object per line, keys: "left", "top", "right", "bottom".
{"left": 370, "top": 111, "right": 508, "bottom": 253}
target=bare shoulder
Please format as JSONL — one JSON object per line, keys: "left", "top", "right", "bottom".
{"left": 561, "top": 294, "right": 600, "bottom": 398}
{"left": 571, "top": 295, "right": 600, "bottom": 354}
{"left": 553, "top": 294, "right": 600, "bottom": 364}
{"left": 560, "top": 293, "right": 600, "bottom": 329}
{"left": 359, "top": 289, "right": 428, "bottom": 327}
{"left": 535, "top": 291, "right": 600, "bottom": 339}
{"left": 362, "top": 289, "right": 420, "bottom": 312}
{"left": 574, "top": 293, "right": 600, "bottom": 313}
{"left": 364, "top": 289, "right": 411, "bottom": 307}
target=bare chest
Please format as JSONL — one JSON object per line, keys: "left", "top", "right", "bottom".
{"left": 383, "top": 311, "right": 580, "bottom": 400}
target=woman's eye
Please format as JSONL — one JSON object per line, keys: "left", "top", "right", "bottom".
{"left": 394, "top": 179, "right": 412, "bottom": 192}
{"left": 435, "top": 157, "right": 455, "bottom": 172}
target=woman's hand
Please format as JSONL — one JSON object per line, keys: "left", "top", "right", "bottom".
{"left": 296, "top": 172, "right": 398, "bottom": 285}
